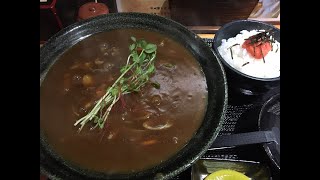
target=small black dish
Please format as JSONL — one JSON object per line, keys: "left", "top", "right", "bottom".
{"left": 213, "top": 20, "right": 280, "bottom": 96}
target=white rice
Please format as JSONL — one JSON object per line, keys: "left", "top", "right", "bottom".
{"left": 217, "top": 30, "right": 280, "bottom": 78}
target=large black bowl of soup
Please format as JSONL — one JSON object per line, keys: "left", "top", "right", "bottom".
{"left": 40, "top": 13, "right": 228, "bottom": 180}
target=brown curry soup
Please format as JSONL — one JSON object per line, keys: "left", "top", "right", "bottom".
{"left": 40, "top": 29, "right": 208, "bottom": 173}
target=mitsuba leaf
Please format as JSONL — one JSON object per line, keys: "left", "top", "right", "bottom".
{"left": 132, "top": 52, "right": 139, "bottom": 63}
{"left": 129, "top": 43, "right": 136, "bottom": 51}
{"left": 145, "top": 44, "right": 157, "bottom": 53}
{"left": 140, "top": 40, "right": 147, "bottom": 48}
{"left": 139, "top": 52, "right": 146, "bottom": 63}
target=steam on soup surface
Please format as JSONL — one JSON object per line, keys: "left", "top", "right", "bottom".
{"left": 40, "top": 29, "right": 208, "bottom": 173}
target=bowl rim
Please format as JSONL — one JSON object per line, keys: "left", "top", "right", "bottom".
{"left": 213, "top": 19, "right": 280, "bottom": 82}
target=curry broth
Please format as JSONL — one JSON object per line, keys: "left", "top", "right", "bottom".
{"left": 40, "top": 29, "right": 208, "bottom": 173}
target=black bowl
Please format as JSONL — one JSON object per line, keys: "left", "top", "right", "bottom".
{"left": 213, "top": 20, "right": 280, "bottom": 96}
{"left": 40, "top": 13, "right": 228, "bottom": 180}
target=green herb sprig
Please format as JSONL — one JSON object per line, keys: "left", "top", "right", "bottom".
{"left": 74, "top": 37, "right": 157, "bottom": 132}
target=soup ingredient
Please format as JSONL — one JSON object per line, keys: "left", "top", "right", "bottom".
{"left": 74, "top": 37, "right": 157, "bottom": 132}
{"left": 150, "top": 81, "right": 160, "bottom": 89}
{"left": 204, "top": 169, "right": 250, "bottom": 180}
{"left": 217, "top": 29, "right": 280, "bottom": 78}
{"left": 82, "top": 74, "right": 94, "bottom": 87}
{"left": 142, "top": 119, "right": 173, "bottom": 130}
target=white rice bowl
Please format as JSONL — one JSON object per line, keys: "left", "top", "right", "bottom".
{"left": 217, "top": 30, "right": 280, "bottom": 79}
